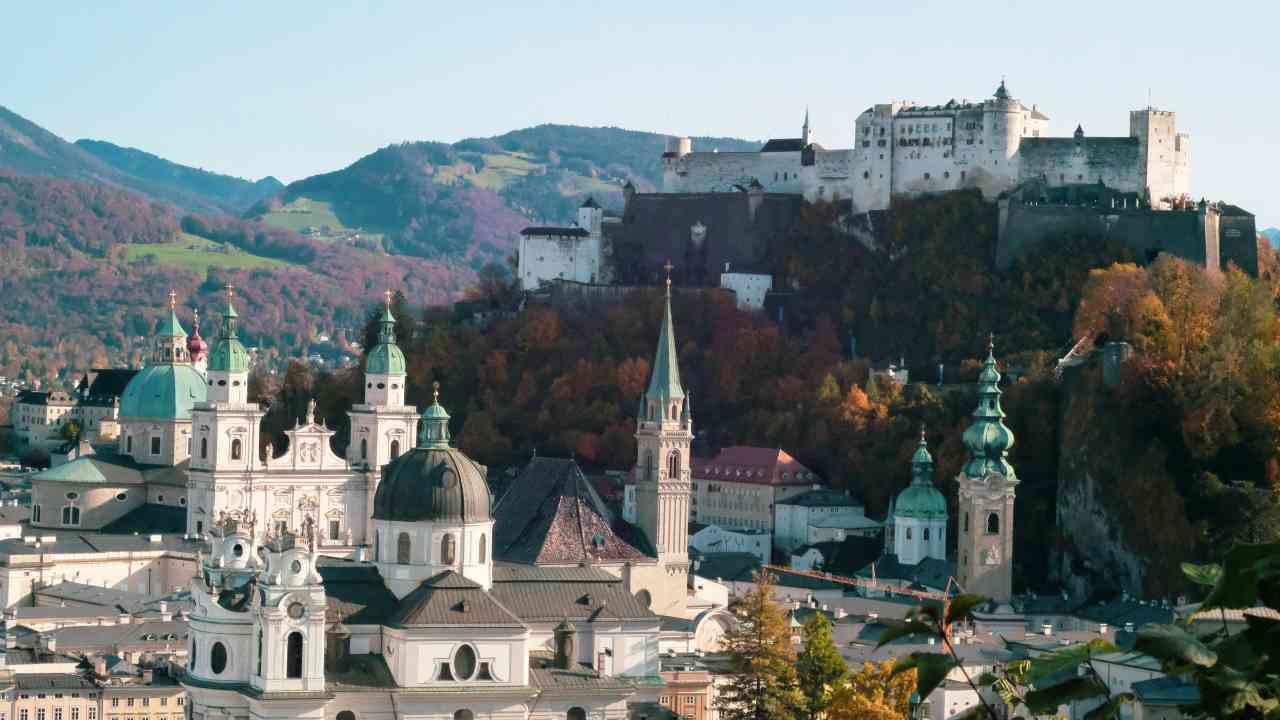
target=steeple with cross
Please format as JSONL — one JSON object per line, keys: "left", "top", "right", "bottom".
{"left": 633, "top": 260, "right": 692, "bottom": 613}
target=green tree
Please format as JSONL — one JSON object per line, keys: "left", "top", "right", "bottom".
{"left": 796, "top": 613, "right": 848, "bottom": 720}
{"left": 59, "top": 420, "right": 81, "bottom": 443}
{"left": 717, "top": 571, "right": 803, "bottom": 720}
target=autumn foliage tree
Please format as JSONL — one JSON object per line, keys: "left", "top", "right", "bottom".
{"left": 717, "top": 572, "right": 803, "bottom": 720}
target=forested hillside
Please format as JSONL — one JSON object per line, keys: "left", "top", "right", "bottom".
{"left": 76, "top": 139, "right": 282, "bottom": 213}
{"left": 0, "top": 171, "right": 470, "bottom": 382}
{"left": 248, "top": 125, "right": 759, "bottom": 266}
{"left": 0, "top": 106, "right": 268, "bottom": 215}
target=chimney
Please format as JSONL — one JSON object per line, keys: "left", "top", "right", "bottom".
{"left": 158, "top": 602, "right": 172, "bottom": 622}
{"left": 44, "top": 637, "right": 56, "bottom": 652}
{"left": 142, "top": 669, "right": 153, "bottom": 684}
{"left": 94, "top": 657, "right": 107, "bottom": 677}
{"left": 834, "top": 608, "right": 847, "bottom": 620}
{"left": 4, "top": 633, "right": 15, "bottom": 650}
{"left": 553, "top": 619, "right": 577, "bottom": 670}
{"left": 324, "top": 624, "right": 352, "bottom": 673}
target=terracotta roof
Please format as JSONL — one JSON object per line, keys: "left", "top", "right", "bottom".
{"left": 494, "top": 457, "right": 651, "bottom": 564}
{"left": 388, "top": 571, "right": 524, "bottom": 627}
{"left": 692, "top": 447, "right": 819, "bottom": 486}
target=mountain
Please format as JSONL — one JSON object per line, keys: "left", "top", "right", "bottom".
{"left": 1262, "top": 227, "right": 1279, "bottom": 248}
{"left": 247, "top": 125, "right": 759, "bottom": 267}
{"left": 0, "top": 106, "right": 267, "bottom": 215}
{"left": 0, "top": 170, "right": 471, "bottom": 384}
{"left": 76, "top": 139, "right": 282, "bottom": 212}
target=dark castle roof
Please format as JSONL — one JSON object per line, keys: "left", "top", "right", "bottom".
{"left": 493, "top": 457, "right": 651, "bottom": 565}
{"left": 760, "top": 138, "right": 806, "bottom": 152}
{"left": 520, "top": 226, "right": 590, "bottom": 237}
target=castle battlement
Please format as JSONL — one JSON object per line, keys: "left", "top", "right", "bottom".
{"left": 661, "top": 82, "right": 1191, "bottom": 213}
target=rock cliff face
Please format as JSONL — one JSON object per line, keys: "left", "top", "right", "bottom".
{"left": 1051, "top": 359, "right": 1195, "bottom": 600}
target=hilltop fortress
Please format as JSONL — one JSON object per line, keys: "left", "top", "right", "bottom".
{"left": 662, "top": 81, "right": 1191, "bottom": 212}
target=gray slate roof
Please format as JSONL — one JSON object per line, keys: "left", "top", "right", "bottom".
{"left": 316, "top": 556, "right": 399, "bottom": 625}
{"left": 490, "top": 568, "right": 654, "bottom": 622}
{"left": 857, "top": 553, "right": 955, "bottom": 592}
{"left": 388, "top": 571, "right": 524, "bottom": 627}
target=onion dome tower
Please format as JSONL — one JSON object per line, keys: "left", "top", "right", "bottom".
{"left": 371, "top": 383, "right": 493, "bottom": 596}
{"left": 957, "top": 335, "right": 1019, "bottom": 603}
{"left": 892, "top": 427, "right": 948, "bottom": 565}
{"left": 188, "top": 308, "right": 209, "bottom": 374}
{"left": 206, "top": 285, "right": 251, "bottom": 405}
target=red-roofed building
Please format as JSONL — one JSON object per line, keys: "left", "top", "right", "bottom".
{"left": 690, "top": 447, "right": 824, "bottom": 531}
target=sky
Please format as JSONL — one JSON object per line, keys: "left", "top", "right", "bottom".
{"left": 4, "top": 0, "right": 1277, "bottom": 225}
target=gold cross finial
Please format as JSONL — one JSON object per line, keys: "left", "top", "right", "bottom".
{"left": 384, "top": 289, "right": 393, "bottom": 307}
{"left": 224, "top": 283, "right": 235, "bottom": 301}
{"left": 432, "top": 381, "right": 440, "bottom": 403}
{"left": 663, "top": 259, "right": 674, "bottom": 292}
{"left": 920, "top": 423, "right": 927, "bottom": 443}
{"left": 167, "top": 290, "right": 177, "bottom": 309}
{"left": 988, "top": 332, "right": 995, "bottom": 354}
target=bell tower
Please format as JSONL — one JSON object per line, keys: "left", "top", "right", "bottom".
{"left": 634, "top": 262, "right": 692, "bottom": 612}
{"left": 249, "top": 527, "right": 327, "bottom": 694}
{"left": 347, "top": 291, "right": 420, "bottom": 545}
{"left": 956, "top": 336, "right": 1018, "bottom": 603}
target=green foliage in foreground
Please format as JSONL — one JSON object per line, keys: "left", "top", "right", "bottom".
{"left": 882, "top": 543, "right": 1280, "bottom": 719}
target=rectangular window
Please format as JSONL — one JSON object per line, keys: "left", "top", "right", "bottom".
{"left": 37, "top": 710, "right": 45, "bottom": 720}
{"left": 112, "top": 700, "right": 119, "bottom": 708}
{"left": 20, "top": 711, "right": 27, "bottom": 720}
{"left": 159, "top": 701, "right": 166, "bottom": 708}
{"left": 54, "top": 710, "right": 62, "bottom": 720}
{"left": 127, "top": 700, "right": 134, "bottom": 708}
{"left": 150, "top": 437, "right": 161, "bottom": 455}
{"left": 175, "top": 700, "right": 182, "bottom": 708}
{"left": 141, "top": 700, "right": 148, "bottom": 708}
{"left": 329, "top": 520, "right": 340, "bottom": 541}
{"left": 88, "top": 710, "right": 96, "bottom": 720}
{"left": 72, "top": 710, "right": 80, "bottom": 720}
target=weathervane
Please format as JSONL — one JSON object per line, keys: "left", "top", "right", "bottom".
{"left": 988, "top": 332, "right": 995, "bottom": 355}
{"left": 225, "top": 283, "right": 235, "bottom": 301}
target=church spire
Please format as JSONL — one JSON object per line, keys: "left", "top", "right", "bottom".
{"left": 961, "top": 335, "right": 1017, "bottom": 481}
{"left": 802, "top": 106, "right": 811, "bottom": 145}
{"left": 208, "top": 284, "right": 249, "bottom": 375}
{"left": 645, "top": 261, "right": 685, "bottom": 403}
{"left": 911, "top": 425, "right": 933, "bottom": 485}
{"left": 378, "top": 289, "right": 396, "bottom": 345}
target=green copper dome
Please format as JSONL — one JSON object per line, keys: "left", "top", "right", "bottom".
{"left": 895, "top": 430, "right": 947, "bottom": 519}
{"left": 961, "top": 340, "right": 1017, "bottom": 481}
{"left": 367, "top": 300, "right": 406, "bottom": 375}
{"left": 156, "top": 309, "right": 187, "bottom": 338}
{"left": 119, "top": 364, "right": 208, "bottom": 420}
{"left": 419, "top": 383, "right": 450, "bottom": 447}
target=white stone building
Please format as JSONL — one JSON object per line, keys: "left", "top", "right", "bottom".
{"left": 773, "top": 488, "right": 863, "bottom": 552}
{"left": 516, "top": 199, "right": 606, "bottom": 291}
{"left": 688, "top": 524, "right": 771, "bottom": 565}
{"left": 662, "top": 82, "right": 1191, "bottom": 213}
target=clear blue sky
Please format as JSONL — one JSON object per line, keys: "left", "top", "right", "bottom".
{"left": 5, "top": 1, "right": 1276, "bottom": 225}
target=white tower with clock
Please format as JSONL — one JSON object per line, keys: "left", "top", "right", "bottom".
{"left": 250, "top": 529, "right": 328, "bottom": 695}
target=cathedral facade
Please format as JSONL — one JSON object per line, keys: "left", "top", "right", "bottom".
{"left": 26, "top": 284, "right": 711, "bottom": 719}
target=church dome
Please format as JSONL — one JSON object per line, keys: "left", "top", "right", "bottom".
{"left": 372, "top": 387, "right": 490, "bottom": 523}
{"left": 119, "top": 364, "right": 208, "bottom": 420}
{"left": 893, "top": 481, "right": 947, "bottom": 520}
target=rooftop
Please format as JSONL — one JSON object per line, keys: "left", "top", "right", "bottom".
{"left": 692, "top": 447, "right": 820, "bottom": 486}
{"left": 778, "top": 488, "right": 859, "bottom": 508}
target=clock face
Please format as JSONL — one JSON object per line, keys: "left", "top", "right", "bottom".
{"left": 287, "top": 602, "right": 305, "bottom": 619}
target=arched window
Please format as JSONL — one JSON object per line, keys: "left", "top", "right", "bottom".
{"left": 286, "top": 632, "right": 303, "bottom": 678}
{"left": 32, "top": 505, "right": 41, "bottom": 523}
{"left": 200, "top": 437, "right": 207, "bottom": 459}
{"left": 964, "top": 512, "right": 970, "bottom": 533}
{"left": 905, "top": 527, "right": 913, "bottom": 540}
{"left": 644, "top": 451, "right": 655, "bottom": 483}
{"left": 568, "top": 709, "right": 587, "bottom": 720}
{"left": 231, "top": 438, "right": 242, "bottom": 460}
{"left": 987, "top": 512, "right": 1000, "bottom": 535}
{"left": 190, "top": 639, "right": 197, "bottom": 670}
{"left": 126, "top": 436, "right": 132, "bottom": 453}
{"left": 397, "top": 532, "right": 411, "bottom": 564}
{"left": 478, "top": 534, "right": 486, "bottom": 563}
{"left": 390, "top": 439, "right": 400, "bottom": 459}
{"left": 336, "top": 713, "right": 355, "bottom": 720}
{"left": 210, "top": 642, "right": 228, "bottom": 674}
{"left": 62, "top": 506, "right": 80, "bottom": 526}
{"left": 668, "top": 451, "right": 680, "bottom": 479}
{"left": 453, "top": 712, "right": 474, "bottom": 720}
{"left": 923, "top": 527, "right": 930, "bottom": 541}
{"left": 257, "top": 630, "right": 263, "bottom": 676}
{"left": 441, "top": 533, "right": 457, "bottom": 565}
{"left": 360, "top": 438, "right": 368, "bottom": 460}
